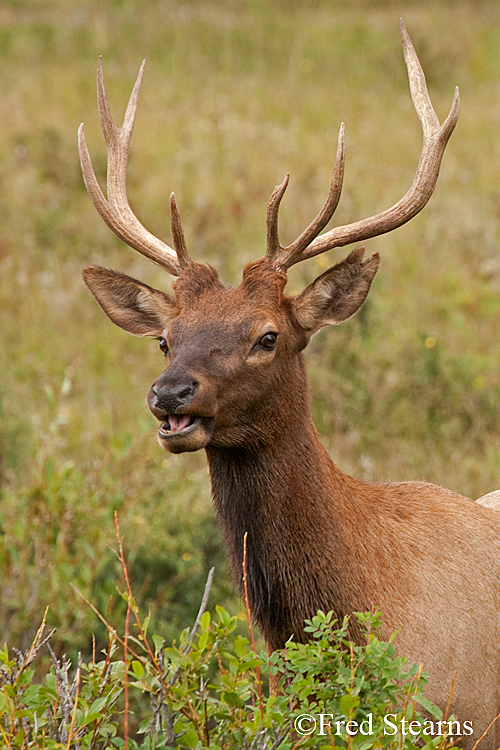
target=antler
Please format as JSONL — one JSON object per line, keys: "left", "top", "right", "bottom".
{"left": 78, "top": 58, "right": 191, "bottom": 276}
{"left": 266, "top": 20, "right": 460, "bottom": 273}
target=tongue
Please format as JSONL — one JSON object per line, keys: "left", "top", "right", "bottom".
{"left": 169, "top": 414, "right": 193, "bottom": 433}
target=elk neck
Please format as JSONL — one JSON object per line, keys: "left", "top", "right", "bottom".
{"left": 205, "top": 353, "right": 373, "bottom": 650}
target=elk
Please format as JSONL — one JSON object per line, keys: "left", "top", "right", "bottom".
{"left": 79, "top": 22, "right": 500, "bottom": 747}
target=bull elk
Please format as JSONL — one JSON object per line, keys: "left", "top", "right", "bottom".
{"left": 79, "top": 21, "right": 500, "bottom": 747}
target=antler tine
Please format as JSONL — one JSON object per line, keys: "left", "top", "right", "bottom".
{"left": 169, "top": 192, "right": 191, "bottom": 268}
{"left": 266, "top": 173, "right": 290, "bottom": 262}
{"left": 269, "top": 20, "right": 459, "bottom": 272}
{"left": 79, "top": 58, "right": 191, "bottom": 276}
{"left": 267, "top": 124, "right": 346, "bottom": 269}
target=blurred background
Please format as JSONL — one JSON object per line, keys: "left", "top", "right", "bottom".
{"left": 1, "top": 0, "right": 500, "bottom": 660}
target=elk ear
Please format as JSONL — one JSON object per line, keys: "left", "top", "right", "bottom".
{"left": 293, "top": 247, "right": 379, "bottom": 334}
{"left": 83, "top": 266, "right": 177, "bottom": 336}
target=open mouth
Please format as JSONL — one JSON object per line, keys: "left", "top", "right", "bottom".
{"left": 157, "top": 414, "right": 215, "bottom": 453}
{"left": 158, "top": 414, "right": 201, "bottom": 438}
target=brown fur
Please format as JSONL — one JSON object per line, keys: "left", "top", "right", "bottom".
{"left": 83, "top": 253, "right": 500, "bottom": 749}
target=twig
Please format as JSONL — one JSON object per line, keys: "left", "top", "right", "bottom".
{"left": 115, "top": 511, "right": 160, "bottom": 671}
{"left": 65, "top": 666, "right": 81, "bottom": 750}
{"left": 443, "top": 672, "right": 455, "bottom": 720}
{"left": 242, "top": 532, "right": 264, "bottom": 720}
{"left": 186, "top": 567, "right": 215, "bottom": 649}
{"left": 13, "top": 608, "right": 56, "bottom": 686}
{"left": 124, "top": 601, "right": 131, "bottom": 750}
{"left": 69, "top": 584, "right": 142, "bottom": 662}
{"left": 290, "top": 737, "right": 307, "bottom": 750}
{"left": 400, "top": 662, "right": 422, "bottom": 745}
{"left": 471, "top": 712, "right": 500, "bottom": 750}
{"left": 167, "top": 567, "right": 215, "bottom": 690}
{"left": 47, "top": 645, "right": 73, "bottom": 733}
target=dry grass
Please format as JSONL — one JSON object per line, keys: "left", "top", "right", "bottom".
{"left": 1, "top": 0, "right": 500, "bottom": 652}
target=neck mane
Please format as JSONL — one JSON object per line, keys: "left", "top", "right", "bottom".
{"left": 206, "top": 414, "right": 372, "bottom": 649}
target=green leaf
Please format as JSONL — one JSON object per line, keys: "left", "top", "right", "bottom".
{"left": 215, "top": 605, "right": 232, "bottom": 626}
{"left": 413, "top": 695, "right": 443, "bottom": 720}
{"left": 179, "top": 729, "right": 199, "bottom": 748}
{"left": 199, "top": 611, "right": 211, "bottom": 630}
{"left": 222, "top": 690, "right": 246, "bottom": 708}
{"left": 339, "top": 693, "right": 360, "bottom": 716}
{"left": 198, "top": 630, "right": 209, "bottom": 651}
{"left": 132, "top": 660, "right": 145, "bottom": 679}
{"left": 152, "top": 634, "right": 165, "bottom": 654}
{"left": 233, "top": 635, "right": 249, "bottom": 659}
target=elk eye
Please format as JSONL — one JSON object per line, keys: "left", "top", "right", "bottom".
{"left": 259, "top": 332, "right": 278, "bottom": 350}
{"left": 158, "top": 337, "right": 169, "bottom": 355}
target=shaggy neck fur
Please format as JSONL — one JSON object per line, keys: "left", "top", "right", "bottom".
{"left": 205, "top": 354, "right": 372, "bottom": 649}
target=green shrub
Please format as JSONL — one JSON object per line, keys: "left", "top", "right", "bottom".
{"left": 0, "top": 603, "right": 459, "bottom": 750}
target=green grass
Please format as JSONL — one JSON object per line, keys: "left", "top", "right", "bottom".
{"left": 1, "top": 0, "right": 500, "bottom": 656}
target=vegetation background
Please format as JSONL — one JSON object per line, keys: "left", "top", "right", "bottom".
{"left": 1, "top": 0, "right": 500, "bottom": 663}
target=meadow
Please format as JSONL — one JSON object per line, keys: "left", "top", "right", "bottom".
{"left": 1, "top": 0, "right": 500, "bottom": 669}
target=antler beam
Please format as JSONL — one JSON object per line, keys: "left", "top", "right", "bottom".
{"left": 78, "top": 58, "right": 191, "bottom": 276}
{"left": 266, "top": 19, "right": 460, "bottom": 273}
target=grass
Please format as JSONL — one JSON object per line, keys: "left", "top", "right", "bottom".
{"left": 1, "top": 0, "right": 500, "bottom": 657}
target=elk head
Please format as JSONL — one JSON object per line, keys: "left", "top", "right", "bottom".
{"left": 79, "top": 21, "right": 459, "bottom": 455}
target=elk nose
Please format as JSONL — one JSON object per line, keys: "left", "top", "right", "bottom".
{"left": 149, "top": 378, "right": 198, "bottom": 415}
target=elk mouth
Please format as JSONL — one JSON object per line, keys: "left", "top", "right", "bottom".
{"left": 159, "top": 414, "right": 200, "bottom": 437}
{"left": 158, "top": 414, "right": 214, "bottom": 453}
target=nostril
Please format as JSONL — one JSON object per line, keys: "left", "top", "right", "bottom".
{"left": 176, "top": 382, "right": 197, "bottom": 401}
{"left": 150, "top": 384, "right": 164, "bottom": 405}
